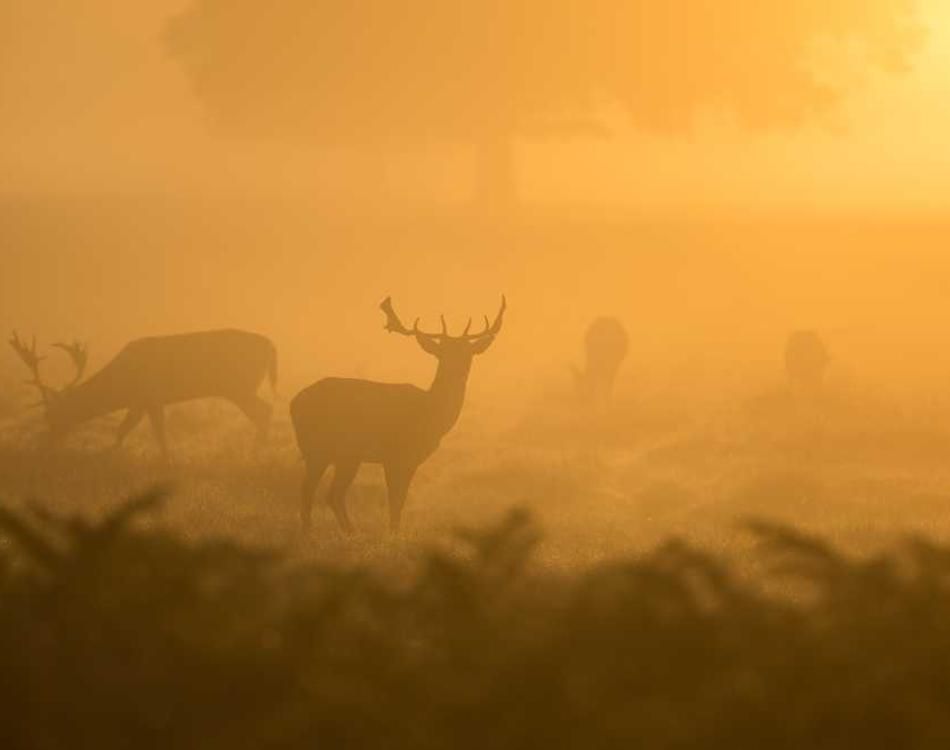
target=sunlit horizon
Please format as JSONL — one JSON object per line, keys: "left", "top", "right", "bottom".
{"left": 0, "top": 0, "right": 947, "bottom": 216}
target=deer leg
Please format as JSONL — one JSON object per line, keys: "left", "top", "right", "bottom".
{"left": 114, "top": 408, "right": 145, "bottom": 449}
{"left": 300, "top": 457, "right": 328, "bottom": 531}
{"left": 147, "top": 406, "right": 170, "bottom": 462}
{"left": 327, "top": 462, "right": 359, "bottom": 535}
{"left": 384, "top": 463, "right": 417, "bottom": 533}
{"left": 232, "top": 395, "right": 273, "bottom": 444}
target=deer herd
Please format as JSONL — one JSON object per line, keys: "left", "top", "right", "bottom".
{"left": 7, "top": 301, "right": 831, "bottom": 535}
{"left": 7, "top": 297, "right": 506, "bottom": 535}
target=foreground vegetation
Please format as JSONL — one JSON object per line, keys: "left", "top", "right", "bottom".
{"left": 4, "top": 336, "right": 950, "bottom": 748}
{"left": 2, "top": 488, "right": 950, "bottom": 749}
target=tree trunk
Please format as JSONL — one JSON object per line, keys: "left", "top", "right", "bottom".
{"left": 476, "top": 134, "right": 515, "bottom": 211}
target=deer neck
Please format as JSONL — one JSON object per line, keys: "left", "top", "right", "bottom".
{"left": 51, "top": 373, "right": 120, "bottom": 427}
{"left": 426, "top": 361, "right": 471, "bottom": 434}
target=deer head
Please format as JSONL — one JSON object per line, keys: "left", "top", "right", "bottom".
{"left": 379, "top": 296, "right": 506, "bottom": 374}
{"left": 9, "top": 332, "right": 88, "bottom": 414}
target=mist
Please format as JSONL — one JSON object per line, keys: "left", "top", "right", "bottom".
{"left": 3, "top": 1, "right": 950, "bottom": 747}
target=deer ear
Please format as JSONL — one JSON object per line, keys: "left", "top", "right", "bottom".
{"left": 470, "top": 335, "right": 495, "bottom": 355}
{"left": 415, "top": 334, "right": 441, "bottom": 356}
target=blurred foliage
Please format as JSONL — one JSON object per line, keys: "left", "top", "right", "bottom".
{"left": 2, "top": 490, "right": 950, "bottom": 748}
{"left": 166, "top": 1, "right": 922, "bottom": 143}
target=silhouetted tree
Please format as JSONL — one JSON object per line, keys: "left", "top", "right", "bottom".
{"left": 165, "top": 1, "right": 921, "bottom": 206}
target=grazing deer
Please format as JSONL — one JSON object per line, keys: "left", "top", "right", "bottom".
{"left": 9, "top": 330, "right": 277, "bottom": 458}
{"left": 291, "top": 296, "right": 506, "bottom": 533}
{"left": 574, "top": 316, "right": 629, "bottom": 404}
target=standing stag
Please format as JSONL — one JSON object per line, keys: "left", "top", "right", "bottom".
{"left": 291, "top": 296, "right": 506, "bottom": 533}
{"left": 9, "top": 329, "right": 277, "bottom": 458}
{"left": 574, "top": 317, "right": 629, "bottom": 404}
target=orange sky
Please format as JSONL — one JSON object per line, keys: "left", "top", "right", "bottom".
{"left": 1, "top": 0, "right": 948, "bottom": 214}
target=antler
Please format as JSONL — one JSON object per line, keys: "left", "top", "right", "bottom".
{"left": 462, "top": 295, "right": 507, "bottom": 340}
{"left": 9, "top": 332, "right": 50, "bottom": 405}
{"left": 380, "top": 296, "right": 506, "bottom": 341}
{"left": 380, "top": 297, "right": 439, "bottom": 339}
{"left": 8, "top": 333, "right": 90, "bottom": 407}
{"left": 52, "top": 340, "right": 88, "bottom": 387}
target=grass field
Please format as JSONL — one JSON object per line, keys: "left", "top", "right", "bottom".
{"left": 5, "top": 200, "right": 950, "bottom": 745}
{"left": 3, "top": 371, "right": 950, "bottom": 570}
{"left": 5, "top": 381, "right": 950, "bottom": 748}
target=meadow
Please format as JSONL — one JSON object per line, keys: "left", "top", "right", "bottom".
{"left": 4, "top": 0, "right": 948, "bottom": 742}
{"left": 4, "top": 362, "right": 950, "bottom": 564}
{"left": 5, "top": 380, "right": 950, "bottom": 748}
{"left": 4, "top": 199, "right": 950, "bottom": 746}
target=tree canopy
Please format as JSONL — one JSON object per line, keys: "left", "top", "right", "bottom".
{"left": 165, "top": 0, "right": 922, "bottom": 145}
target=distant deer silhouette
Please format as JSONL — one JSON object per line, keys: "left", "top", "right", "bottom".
{"left": 291, "top": 296, "right": 506, "bottom": 533}
{"left": 784, "top": 330, "right": 830, "bottom": 396}
{"left": 574, "top": 317, "right": 629, "bottom": 404}
{"left": 9, "top": 330, "right": 277, "bottom": 459}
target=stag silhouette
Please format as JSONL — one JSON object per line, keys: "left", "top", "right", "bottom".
{"left": 9, "top": 330, "right": 277, "bottom": 459}
{"left": 291, "top": 296, "right": 506, "bottom": 533}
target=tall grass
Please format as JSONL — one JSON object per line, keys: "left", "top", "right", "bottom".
{"left": 3, "top": 489, "right": 950, "bottom": 748}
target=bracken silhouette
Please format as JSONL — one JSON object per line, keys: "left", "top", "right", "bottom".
{"left": 4, "top": 491, "right": 950, "bottom": 748}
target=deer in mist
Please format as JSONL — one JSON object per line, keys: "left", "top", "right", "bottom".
{"left": 574, "top": 317, "right": 629, "bottom": 404}
{"left": 9, "top": 330, "right": 277, "bottom": 459}
{"left": 291, "top": 296, "right": 506, "bottom": 533}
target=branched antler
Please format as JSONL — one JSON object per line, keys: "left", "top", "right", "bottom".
{"left": 380, "top": 296, "right": 506, "bottom": 341}
{"left": 9, "top": 332, "right": 50, "bottom": 405}
{"left": 380, "top": 297, "right": 430, "bottom": 338}
{"left": 52, "top": 340, "right": 88, "bottom": 387}
{"left": 9, "top": 333, "right": 90, "bottom": 407}
{"left": 463, "top": 296, "right": 506, "bottom": 340}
